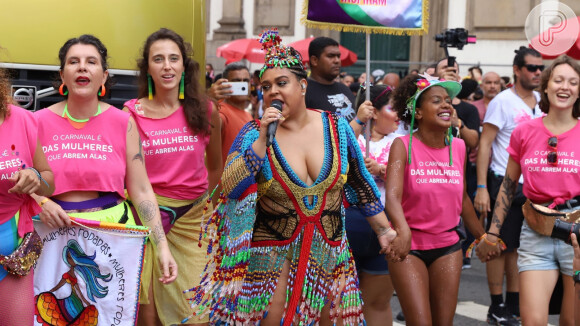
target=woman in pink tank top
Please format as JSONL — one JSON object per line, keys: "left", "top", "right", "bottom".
{"left": 124, "top": 28, "right": 222, "bottom": 326}
{"left": 385, "top": 75, "right": 491, "bottom": 325}
{"left": 0, "top": 68, "right": 54, "bottom": 324}
{"left": 477, "top": 56, "right": 580, "bottom": 325}
{"left": 33, "top": 35, "right": 177, "bottom": 322}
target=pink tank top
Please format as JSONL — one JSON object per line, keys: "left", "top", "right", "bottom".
{"left": 0, "top": 105, "right": 41, "bottom": 235}
{"left": 35, "top": 107, "right": 129, "bottom": 197}
{"left": 400, "top": 135, "right": 466, "bottom": 250}
{"left": 124, "top": 99, "right": 210, "bottom": 199}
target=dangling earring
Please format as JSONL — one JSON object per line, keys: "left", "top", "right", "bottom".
{"left": 147, "top": 74, "right": 154, "bottom": 100}
{"left": 98, "top": 84, "right": 106, "bottom": 97}
{"left": 179, "top": 72, "right": 185, "bottom": 100}
{"left": 59, "top": 84, "right": 68, "bottom": 96}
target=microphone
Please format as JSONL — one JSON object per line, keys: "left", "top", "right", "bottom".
{"left": 266, "top": 100, "right": 283, "bottom": 147}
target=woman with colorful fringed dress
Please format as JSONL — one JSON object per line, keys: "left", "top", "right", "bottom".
{"left": 0, "top": 67, "right": 54, "bottom": 325}
{"left": 124, "top": 28, "right": 222, "bottom": 326}
{"left": 184, "top": 30, "right": 397, "bottom": 326}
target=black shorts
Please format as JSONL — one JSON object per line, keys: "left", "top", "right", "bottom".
{"left": 408, "top": 241, "right": 462, "bottom": 267}
{"left": 486, "top": 170, "right": 526, "bottom": 251}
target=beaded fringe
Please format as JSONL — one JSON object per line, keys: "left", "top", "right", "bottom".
{"left": 184, "top": 191, "right": 365, "bottom": 325}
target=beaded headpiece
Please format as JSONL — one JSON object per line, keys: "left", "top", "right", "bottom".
{"left": 258, "top": 28, "right": 304, "bottom": 78}
{"left": 405, "top": 76, "right": 462, "bottom": 165}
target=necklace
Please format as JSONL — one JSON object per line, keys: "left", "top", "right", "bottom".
{"left": 62, "top": 102, "right": 102, "bottom": 122}
{"left": 512, "top": 86, "right": 533, "bottom": 100}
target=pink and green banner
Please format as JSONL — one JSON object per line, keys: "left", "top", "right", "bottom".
{"left": 302, "top": 0, "right": 429, "bottom": 35}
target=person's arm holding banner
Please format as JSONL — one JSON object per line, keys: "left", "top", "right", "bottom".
{"left": 125, "top": 117, "right": 178, "bottom": 284}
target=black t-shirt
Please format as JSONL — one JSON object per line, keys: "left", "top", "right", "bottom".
{"left": 454, "top": 100, "right": 480, "bottom": 134}
{"left": 305, "top": 78, "right": 356, "bottom": 121}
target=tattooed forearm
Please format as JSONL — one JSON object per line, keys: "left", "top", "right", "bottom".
{"left": 138, "top": 200, "right": 156, "bottom": 222}
{"left": 492, "top": 175, "right": 518, "bottom": 230}
{"left": 132, "top": 136, "right": 144, "bottom": 164}
{"left": 150, "top": 223, "right": 166, "bottom": 245}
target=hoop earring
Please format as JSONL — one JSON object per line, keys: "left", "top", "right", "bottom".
{"left": 98, "top": 84, "right": 106, "bottom": 97}
{"left": 147, "top": 74, "right": 154, "bottom": 100}
{"left": 59, "top": 84, "right": 68, "bottom": 96}
{"left": 179, "top": 72, "right": 185, "bottom": 100}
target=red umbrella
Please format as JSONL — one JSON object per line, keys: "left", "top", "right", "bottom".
{"left": 288, "top": 37, "right": 358, "bottom": 67}
{"left": 216, "top": 38, "right": 265, "bottom": 64}
{"left": 529, "top": 16, "right": 580, "bottom": 59}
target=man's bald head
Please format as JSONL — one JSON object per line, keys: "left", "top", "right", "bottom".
{"left": 481, "top": 71, "right": 501, "bottom": 100}
{"left": 382, "top": 73, "right": 400, "bottom": 88}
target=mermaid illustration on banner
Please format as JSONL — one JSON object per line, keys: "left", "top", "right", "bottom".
{"left": 35, "top": 239, "right": 112, "bottom": 325}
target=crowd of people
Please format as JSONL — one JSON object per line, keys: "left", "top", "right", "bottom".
{"left": 2, "top": 26, "right": 580, "bottom": 326}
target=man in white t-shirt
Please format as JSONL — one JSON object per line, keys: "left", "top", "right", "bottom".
{"left": 474, "top": 46, "right": 544, "bottom": 325}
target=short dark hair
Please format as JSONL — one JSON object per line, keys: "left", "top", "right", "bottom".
{"left": 392, "top": 74, "right": 425, "bottom": 126}
{"left": 57, "top": 34, "right": 112, "bottom": 98}
{"left": 308, "top": 37, "right": 339, "bottom": 59}
{"left": 355, "top": 84, "right": 393, "bottom": 113}
{"left": 468, "top": 66, "right": 482, "bottom": 75}
{"left": 513, "top": 46, "right": 541, "bottom": 67}
{"left": 222, "top": 62, "right": 249, "bottom": 80}
{"left": 539, "top": 54, "right": 580, "bottom": 118}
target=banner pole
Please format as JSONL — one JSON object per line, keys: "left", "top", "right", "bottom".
{"left": 365, "top": 32, "right": 371, "bottom": 157}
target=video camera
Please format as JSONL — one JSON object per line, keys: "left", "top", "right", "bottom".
{"left": 434, "top": 28, "right": 476, "bottom": 69}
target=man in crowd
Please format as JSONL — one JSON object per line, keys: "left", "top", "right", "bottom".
{"left": 208, "top": 62, "right": 254, "bottom": 165}
{"left": 382, "top": 72, "right": 400, "bottom": 89}
{"left": 474, "top": 47, "right": 544, "bottom": 325}
{"left": 305, "top": 37, "right": 356, "bottom": 121}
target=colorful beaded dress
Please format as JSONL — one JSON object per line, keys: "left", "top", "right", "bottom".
{"left": 185, "top": 111, "right": 384, "bottom": 325}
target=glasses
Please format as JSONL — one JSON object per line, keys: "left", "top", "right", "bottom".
{"left": 523, "top": 64, "right": 545, "bottom": 72}
{"left": 547, "top": 136, "right": 558, "bottom": 165}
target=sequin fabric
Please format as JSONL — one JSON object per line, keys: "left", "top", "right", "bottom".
{"left": 185, "top": 112, "right": 383, "bottom": 325}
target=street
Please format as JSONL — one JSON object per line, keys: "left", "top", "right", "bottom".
{"left": 390, "top": 257, "right": 560, "bottom": 325}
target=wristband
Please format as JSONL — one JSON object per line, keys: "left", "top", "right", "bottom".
{"left": 487, "top": 232, "right": 500, "bottom": 238}
{"left": 354, "top": 117, "right": 365, "bottom": 126}
{"left": 378, "top": 226, "right": 392, "bottom": 237}
{"left": 27, "top": 167, "right": 50, "bottom": 188}
{"left": 39, "top": 198, "right": 50, "bottom": 207}
{"left": 574, "top": 271, "right": 580, "bottom": 285}
{"left": 477, "top": 185, "right": 487, "bottom": 189}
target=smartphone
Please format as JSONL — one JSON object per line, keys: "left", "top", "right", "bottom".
{"left": 227, "top": 81, "right": 249, "bottom": 96}
{"left": 447, "top": 56, "right": 456, "bottom": 70}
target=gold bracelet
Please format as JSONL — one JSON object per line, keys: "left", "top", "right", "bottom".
{"left": 39, "top": 198, "right": 50, "bottom": 206}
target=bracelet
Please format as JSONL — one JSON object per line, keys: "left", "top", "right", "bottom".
{"left": 487, "top": 232, "right": 500, "bottom": 238}
{"left": 378, "top": 226, "right": 392, "bottom": 237}
{"left": 354, "top": 117, "right": 366, "bottom": 126}
{"left": 483, "top": 237, "right": 497, "bottom": 246}
{"left": 573, "top": 271, "right": 580, "bottom": 285}
{"left": 39, "top": 198, "right": 50, "bottom": 206}
{"left": 27, "top": 167, "right": 50, "bottom": 188}
{"left": 477, "top": 184, "right": 487, "bottom": 189}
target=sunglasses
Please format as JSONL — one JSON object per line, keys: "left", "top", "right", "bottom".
{"left": 523, "top": 64, "right": 545, "bottom": 72}
{"left": 547, "top": 136, "right": 558, "bottom": 165}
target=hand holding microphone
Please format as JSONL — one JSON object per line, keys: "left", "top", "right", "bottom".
{"left": 266, "top": 99, "right": 283, "bottom": 147}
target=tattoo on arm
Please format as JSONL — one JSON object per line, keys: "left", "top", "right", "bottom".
{"left": 132, "top": 136, "right": 144, "bottom": 164}
{"left": 492, "top": 175, "right": 518, "bottom": 230}
{"left": 127, "top": 120, "right": 133, "bottom": 132}
{"left": 150, "top": 223, "right": 165, "bottom": 245}
{"left": 138, "top": 200, "right": 156, "bottom": 222}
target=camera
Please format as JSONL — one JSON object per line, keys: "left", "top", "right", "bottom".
{"left": 435, "top": 28, "right": 476, "bottom": 50}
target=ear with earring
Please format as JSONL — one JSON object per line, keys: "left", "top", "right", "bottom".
{"left": 301, "top": 82, "right": 306, "bottom": 95}
{"left": 179, "top": 72, "right": 185, "bottom": 100}
{"left": 147, "top": 74, "right": 154, "bottom": 100}
{"left": 59, "top": 83, "right": 68, "bottom": 96}
{"left": 98, "top": 84, "right": 106, "bottom": 97}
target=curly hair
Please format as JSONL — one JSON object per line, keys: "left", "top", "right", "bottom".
{"left": 391, "top": 74, "right": 424, "bottom": 126}
{"left": 0, "top": 68, "right": 11, "bottom": 118}
{"left": 137, "top": 28, "right": 210, "bottom": 134}
{"left": 539, "top": 54, "right": 580, "bottom": 118}
{"left": 57, "top": 34, "right": 113, "bottom": 99}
